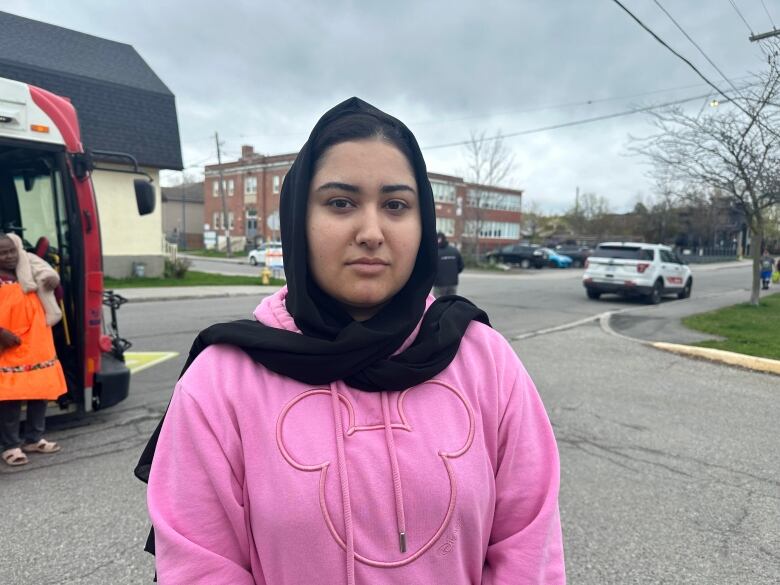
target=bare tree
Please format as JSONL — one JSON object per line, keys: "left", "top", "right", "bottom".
{"left": 462, "top": 130, "right": 516, "bottom": 262}
{"left": 633, "top": 48, "right": 780, "bottom": 305}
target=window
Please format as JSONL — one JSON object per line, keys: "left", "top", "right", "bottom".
{"left": 436, "top": 217, "right": 455, "bottom": 236}
{"left": 464, "top": 221, "right": 521, "bottom": 239}
{"left": 594, "top": 246, "right": 653, "bottom": 260}
{"left": 212, "top": 211, "right": 222, "bottom": 230}
{"left": 431, "top": 181, "right": 456, "bottom": 203}
{"left": 228, "top": 212, "right": 235, "bottom": 229}
{"left": 466, "top": 189, "right": 522, "bottom": 211}
{"left": 245, "top": 176, "right": 257, "bottom": 195}
{"left": 212, "top": 179, "right": 235, "bottom": 197}
{"left": 660, "top": 250, "right": 676, "bottom": 263}
{"left": 273, "top": 175, "right": 281, "bottom": 194}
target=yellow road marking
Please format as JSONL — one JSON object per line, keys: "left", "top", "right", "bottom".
{"left": 124, "top": 352, "right": 179, "bottom": 374}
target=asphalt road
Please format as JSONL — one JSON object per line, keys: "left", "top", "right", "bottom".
{"left": 2, "top": 262, "right": 778, "bottom": 584}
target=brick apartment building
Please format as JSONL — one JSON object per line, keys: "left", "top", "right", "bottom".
{"left": 204, "top": 145, "right": 524, "bottom": 252}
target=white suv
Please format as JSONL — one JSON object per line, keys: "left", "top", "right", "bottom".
{"left": 248, "top": 242, "right": 283, "bottom": 267}
{"left": 583, "top": 242, "right": 693, "bottom": 304}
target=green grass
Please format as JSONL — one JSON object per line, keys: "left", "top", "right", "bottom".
{"left": 105, "top": 270, "right": 285, "bottom": 288}
{"left": 682, "top": 292, "right": 780, "bottom": 360}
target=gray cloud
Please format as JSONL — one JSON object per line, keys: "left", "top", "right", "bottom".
{"left": 3, "top": 0, "right": 774, "bottom": 212}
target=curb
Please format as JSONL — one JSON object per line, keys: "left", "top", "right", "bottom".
{"left": 125, "top": 291, "right": 272, "bottom": 303}
{"left": 600, "top": 311, "right": 780, "bottom": 377}
{"left": 179, "top": 254, "right": 247, "bottom": 265}
{"left": 651, "top": 342, "right": 780, "bottom": 377}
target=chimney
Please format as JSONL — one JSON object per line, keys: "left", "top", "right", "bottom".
{"left": 241, "top": 144, "right": 254, "bottom": 159}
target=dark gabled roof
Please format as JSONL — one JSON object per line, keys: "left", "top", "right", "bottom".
{"left": 162, "top": 182, "right": 204, "bottom": 204}
{"left": 0, "top": 11, "right": 182, "bottom": 170}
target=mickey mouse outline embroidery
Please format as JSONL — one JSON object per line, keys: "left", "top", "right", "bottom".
{"left": 275, "top": 379, "right": 475, "bottom": 567}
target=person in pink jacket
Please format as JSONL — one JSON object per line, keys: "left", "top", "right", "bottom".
{"left": 136, "top": 98, "right": 565, "bottom": 584}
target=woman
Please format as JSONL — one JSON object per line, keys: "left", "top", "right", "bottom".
{"left": 0, "top": 232, "right": 66, "bottom": 466}
{"left": 138, "top": 98, "right": 565, "bottom": 584}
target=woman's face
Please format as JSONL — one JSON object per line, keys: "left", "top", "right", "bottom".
{"left": 306, "top": 139, "right": 422, "bottom": 321}
{"left": 0, "top": 238, "right": 18, "bottom": 271}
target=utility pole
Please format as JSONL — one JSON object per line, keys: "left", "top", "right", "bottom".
{"left": 214, "top": 131, "right": 232, "bottom": 257}
{"left": 749, "top": 29, "right": 780, "bottom": 42}
{"left": 180, "top": 186, "right": 187, "bottom": 250}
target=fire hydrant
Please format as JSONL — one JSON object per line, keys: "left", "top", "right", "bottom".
{"left": 261, "top": 266, "right": 271, "bottom": 285}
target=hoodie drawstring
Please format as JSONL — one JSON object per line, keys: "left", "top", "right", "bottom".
{"left": 330, "top": 385, "right": 356, "bottom": 585}
{"left": 381, "top": 391, "right": 408, "bottom": 553}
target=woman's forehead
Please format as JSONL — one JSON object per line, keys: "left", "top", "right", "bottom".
{"left": 0, "top": 238, "right": 15, "bottom": 250}
{"left": 313, "top": 140, "right": 415, "bottom": 180}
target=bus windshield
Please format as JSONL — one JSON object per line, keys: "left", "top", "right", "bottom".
{"left": 1, "top": 145, "right": 71, "bottom": 260}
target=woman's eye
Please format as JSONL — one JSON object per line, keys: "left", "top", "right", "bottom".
{"left": 327, "top": 198, "right": 355, "bottom": 209}
{"left": 385, "top": 200, "right": 410, "bottom": 211}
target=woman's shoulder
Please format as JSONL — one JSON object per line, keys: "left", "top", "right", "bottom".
{"left": 177, "top": 343, "right": 262, "bottom": 402}
{"left": 445, "top": 318, "right": 528, "bottom": 385}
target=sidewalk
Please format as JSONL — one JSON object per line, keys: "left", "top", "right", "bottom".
{"left": 120, "top": 284, "right": 281, "bottom": 303}
{"left": 605, "top": 287, "right": 780, "bottom": 376}
{"left": 179, "top": 253, "right": 248, "bottom": 265}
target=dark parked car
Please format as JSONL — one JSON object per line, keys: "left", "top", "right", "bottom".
{"left": 554, "top": 246, "right": 592, "bottom": 268}
{"left": 486, "top": 244, "right": 546, "bottom": 269}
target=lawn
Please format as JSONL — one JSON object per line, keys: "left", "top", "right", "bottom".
{"left": 104, "top": 270, "right": 285, "bottom": 288}
{"left": 682, "top": 292, "right": 780, "bottom": 360}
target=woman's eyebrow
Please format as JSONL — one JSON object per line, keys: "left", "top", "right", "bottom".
{"left": 315, "top": 181, "right": 358, "bottom": 193}
{"left": 381, "top": 184, "right": 416, "bottom": 194}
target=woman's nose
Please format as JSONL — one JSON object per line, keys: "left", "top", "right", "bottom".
{"left": 355, "top": 208, "right": 384, "bottom": 249}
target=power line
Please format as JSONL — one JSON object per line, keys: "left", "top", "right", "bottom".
{"left": 409, "top": 76, "right": 753, "bottom": 127}
{"left": 610, "top": 0, "right": 762, "bottom": 122}
{"left": 728, "top": 0, "right": 754, "bottom": 34}
{"left": 211, "top": 75, "right": 753, "bottom": 146}
{"left": 422, "top": 89, "right": 742, "bottom": 150}
{"left": 653, "top": 0, "right": 745, "bottom": 97}
{"left": 759, "top": 0, "right": 776, "bottom": 30}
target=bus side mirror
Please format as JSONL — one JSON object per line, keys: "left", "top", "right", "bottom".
{"left": 134, "top": 179, "right": 155, "bottom": 216}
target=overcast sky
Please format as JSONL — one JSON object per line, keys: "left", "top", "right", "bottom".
{"left": 3, "top": 0, "right": 775, "bottom": 212}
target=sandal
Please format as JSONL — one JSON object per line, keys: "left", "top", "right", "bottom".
{"left": 22, "top": 439, "right": 61, "bottom": 454}
{"left": 2, "top": 447, "right": 29, "bottom": 466}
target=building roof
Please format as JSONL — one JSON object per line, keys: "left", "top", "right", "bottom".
{"left": 0, "top": 11, "right": 183, "bottom": 170}
{"left": 162, "top": 182, "right": 204, "bottom": 204}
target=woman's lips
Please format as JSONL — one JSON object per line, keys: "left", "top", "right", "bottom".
{"left": 347, "top": 258, "right": 389, "bottom": 275}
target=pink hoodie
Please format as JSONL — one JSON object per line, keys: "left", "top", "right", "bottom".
{"left": 148, "top": 288, "right": 565, "bottom": 584}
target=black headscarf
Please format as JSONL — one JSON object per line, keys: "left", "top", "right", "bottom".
{"left": 135, "top": 97, "right": 489, "bottom": 555}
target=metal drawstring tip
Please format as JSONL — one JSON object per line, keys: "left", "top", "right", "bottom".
{"left": 399, "top": 531, "right": 407, "bottom": 553}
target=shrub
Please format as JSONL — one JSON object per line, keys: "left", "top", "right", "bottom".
{"left": 164, "top": 257, "right": 192, "bottom": 279}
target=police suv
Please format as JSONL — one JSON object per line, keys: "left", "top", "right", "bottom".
{"left": 582, "top": 242, "right": 693, "bottom": 304}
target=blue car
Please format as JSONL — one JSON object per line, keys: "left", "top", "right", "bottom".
{"left": 542, "top": 248, "right": 573, "bottom": 268}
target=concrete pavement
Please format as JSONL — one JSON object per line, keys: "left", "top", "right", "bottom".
{"left": 115, "top": 259, "right": 779, "bottom": 377}
{"left": 603, "top": 287, "right": 780, "bottom": 377}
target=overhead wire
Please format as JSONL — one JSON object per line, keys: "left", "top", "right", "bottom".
{"left": 759, "top": 0, "right": 776, "bottom": 29}
{"left": 653, "top": 0, "right": 746, "bottom": 98}
{"left": 728, "top": 0, "right": 755, "bottom": 34}
{"left": 422, "top": 87, "right": 751, "bottom": 150}
{"left": 610, "top": 0, "right": 771, "bottom": 126}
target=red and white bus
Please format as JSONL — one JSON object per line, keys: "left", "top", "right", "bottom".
{"left": 0, "top": 76, "right": 155, "bottom": 413}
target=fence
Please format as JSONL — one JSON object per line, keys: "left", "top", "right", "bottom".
{"left": 162, "top": 236, "right": 178, "bottom": 262}
{"left": 679, "top": 245, "right": 738, "bottom": 264}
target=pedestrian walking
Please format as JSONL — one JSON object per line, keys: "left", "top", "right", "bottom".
{"left": 136, "top": 98, "right": 565, "bottom": 584}
{"left": 433, "top": 231, "right": 464, "bottom": 297}
{"left": 760, "top": 250, "right": 774, "bottom": 290}
{"left": 0, "top": 233, "right": 65, "bottom": 467}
